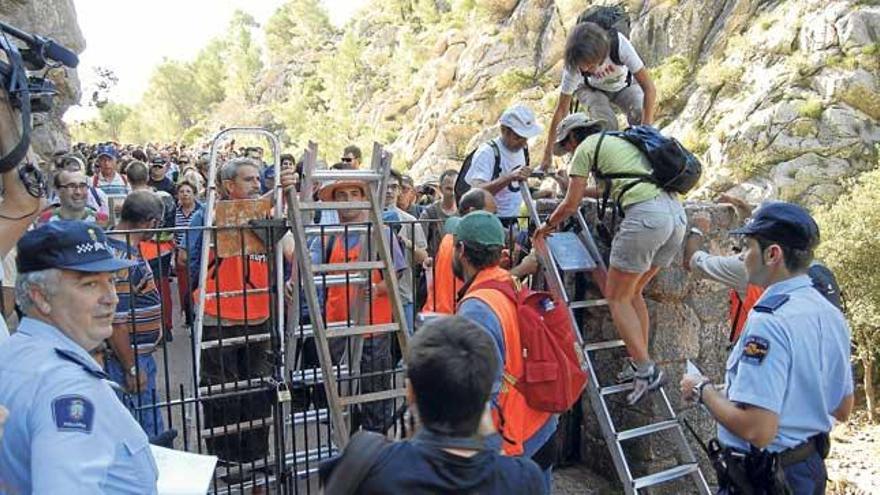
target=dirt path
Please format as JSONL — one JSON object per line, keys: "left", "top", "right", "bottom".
{"left": 827, "top": 411, "right": 880, "bottom": 494}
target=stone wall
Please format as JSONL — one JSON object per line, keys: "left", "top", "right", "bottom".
{"left": 557, "top": 201, "right": 740, "bottom": 492}
{"left": 0, "top": 0, "right": 84, "bottom": 158}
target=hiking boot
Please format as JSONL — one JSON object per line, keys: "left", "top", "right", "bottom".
{"left": 626, "top": 362, "right": 665, "bottom": 406}
{"left": 616, "top": 358, "right": 638, "bottom": 383}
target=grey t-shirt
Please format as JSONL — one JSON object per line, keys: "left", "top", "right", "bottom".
{"left": 690, "top": 251, "right": 749, "bottom": 298}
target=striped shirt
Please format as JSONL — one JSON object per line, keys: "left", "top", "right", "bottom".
{"left": 93, "top": 172, "right": 130, "bottom": 197}
{"left": 108, "top": 238, "right": 163, "bottom": 354}
{"left": 174, "top": 202, "right": 202, "bottom": 248}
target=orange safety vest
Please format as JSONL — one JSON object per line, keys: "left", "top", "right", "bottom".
{"left": 194, "top": 251, "right": 270, "bottom": 322}
{"left": 462, "top": 266, "right": 552, "bottom": 456}
{"left": 728, "top": 284, "right": 764, "bottom": 343}
{"left": 422, "top": 233, "right": 462, "bottom": 315}
{"left": 325, "top": 237, "right": 392, "bottom": 326}
{"left": 139, "top": 240, "right": 175, "bottom": 260}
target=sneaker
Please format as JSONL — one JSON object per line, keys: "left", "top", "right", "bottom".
{"left": 616, "top": 358, "right": 638, "bottom": 383}
{"left": 626, "top": 362, "right": 666, "bottom": 406}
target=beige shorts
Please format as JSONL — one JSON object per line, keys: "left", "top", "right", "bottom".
{"left": 610, "top": 192, "right": 686, "bottom": 273}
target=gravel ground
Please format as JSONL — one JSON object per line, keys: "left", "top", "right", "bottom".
{"left": 826, "top": 410, "right": 880, "bottom": 494}
{"left": 553, "top": 465, "right": 620, "bottom": 494}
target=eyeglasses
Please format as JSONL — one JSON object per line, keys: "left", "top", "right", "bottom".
{"left": 57, "top": 183, "right": 89, "bottom": 191}
{"left": 340, "top": 157, "right": 353, "bottom": 163}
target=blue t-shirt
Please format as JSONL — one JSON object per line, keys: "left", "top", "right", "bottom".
{"left": 356, "top": 434, "right": 547, "bottom": 494}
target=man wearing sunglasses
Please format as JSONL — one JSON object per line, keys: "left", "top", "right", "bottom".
{"left": 37, "top": 169, "right": 110, "bottom": 228}
{"left": 341, "top": 145, "right": 362, "bottom": 169}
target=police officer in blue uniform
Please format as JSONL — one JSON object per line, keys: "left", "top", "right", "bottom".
{"left": 0, "top": 220, "right": 159, "bottom": 494}
{"left": 681, "top": 202, "right": 853, "bottom": 494}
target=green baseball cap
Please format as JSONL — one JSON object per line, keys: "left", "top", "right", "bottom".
{"left": 452, "top": 211, "right": 505, "bottom": 246}
{"left": 443, "top": 216, "right": 461, "bottom": 235}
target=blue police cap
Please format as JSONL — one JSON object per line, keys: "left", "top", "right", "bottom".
{"left": 16, "top": 221, "right": 138, "bottom": 274}
{"left": 729, "top": 201, "right": 819, "bottom": 250}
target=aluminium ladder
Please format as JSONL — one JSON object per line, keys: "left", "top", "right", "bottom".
{"left": 287, "top": 142, "right": 410, "bottom": 450}
{"left": 520, "top": 183, "right": 710, "bottom": 494}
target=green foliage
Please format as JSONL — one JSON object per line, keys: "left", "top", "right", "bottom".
{"left": 815, "top": 155, "right": 880, "bottom": 365}
{"left": 265, "top": 0, "right": 335, "bottom": 65}
{"left": 651, "top": 55, "right": 691, "bottom": 116}
{"left": 838, "top": 84, "right": 880, "bottom": 120}
{"left": 797, "top": 98, "right": 824, "bottom": 120}
{"left": 696, "top": 58, "right": 744, "bottom": 92}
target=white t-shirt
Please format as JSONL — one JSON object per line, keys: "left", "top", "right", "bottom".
{"left": 464, "top": 137, "right": 528, "bottom": 218}
{"left": 560, "top": 32, "right": 644, "bottom": 94}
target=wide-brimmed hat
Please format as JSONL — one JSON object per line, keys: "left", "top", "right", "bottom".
{"left": 553, "top": 113, "right": 606, "bottom": 156}
{"left": 317, "top": 179, "right": 368, "bottom": 202}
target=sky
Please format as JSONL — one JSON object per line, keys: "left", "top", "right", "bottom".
{"left": 66, "top": 0, "right": 368, "bottom": 122}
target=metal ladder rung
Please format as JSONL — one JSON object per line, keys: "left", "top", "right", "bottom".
{"left": 600, "top": 382, "right": 635, "bottom": 396}
{"left": 200, "top": 333, "right": 271, "bottom": 350}
{"left": 570, "top": 299, "right": 608, "bottom": 309}
{"left": 633, "top": 463, "right": 700, "bottom": 490}
{"left": 289, "top": 365, "right": 349, "bottom": 384}
{"left": 201, "top": 416, "right": 274, "bottom": 438}
{"left": 312, "top": 261, "right": 386, "bottom": 273}
{"left": 311, "top": 170, "right": 383, "bottom": 182}
{"left": 300, "top": 201, "right": 372, "bottom": 211}
{"left": 325, "top": 323, "right": 400, "bottom": 338}
{"left": 291, "top": 320, "right": 367, "bottom": 339}
{"left": 338, "top": 387, "right": 407, "bottom": 406}
{"left": 221, "top": 446, "right": 340, "bottom": 474}
{"left": 203, "top": 288, "right": 270, "bottom": 299}
{"left": 312, "top": 273, "right": 369, "bottom": 288}
{"left": 617, "top": 419, "right": 680, "bottom": 442}
{"left": 199, "top": 377, "right": 267, "bottom": 396}
{"left": 305, "top": 224, "right": 369, "bottom": 236}
{"left": 583, "top": 339, "right": 626, "bottom": 352}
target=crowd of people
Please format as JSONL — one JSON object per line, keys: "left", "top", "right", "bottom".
{"left": 0, "top": 10, "right": 855, "bottom": 495}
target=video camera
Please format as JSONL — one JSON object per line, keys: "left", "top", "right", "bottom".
{"left": 0, "top": 20, "right": 79, "bottom": 196}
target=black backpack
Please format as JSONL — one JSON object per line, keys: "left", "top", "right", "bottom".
{"left": 592, "top": 125, "right": 702, "bottom": 219}
{"left": 576, "top": 4, "right": 631, "bottom": 65}
{"left": 808, "top": 262, "right": 845, "bottom": 312}
{"left": 454, "top": 141, "right": 529, "bottom": 205}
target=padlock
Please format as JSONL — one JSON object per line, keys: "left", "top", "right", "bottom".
{"left": 277, "top": 381, "right": 292, "bottom": 403}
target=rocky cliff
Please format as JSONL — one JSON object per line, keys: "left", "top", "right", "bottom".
{"left": 0, "top": 0, "right": 84, "bottom": 158}
{"left": 354, "top": 0, "right": 879, "bottom": 207}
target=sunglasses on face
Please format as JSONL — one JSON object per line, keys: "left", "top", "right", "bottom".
{"left": 340, "top": 157, "right": 353, "bottom": 163}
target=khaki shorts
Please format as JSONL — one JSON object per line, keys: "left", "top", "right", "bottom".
{"left": 610, "top": 192, "right": 686, "bottom": 273}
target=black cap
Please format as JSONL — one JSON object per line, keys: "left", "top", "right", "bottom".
{"left": 17, "top": 221, "right": 139, "bottom": 274}
{"left": 729, "top": 202, "right": 819, "bottom": 250}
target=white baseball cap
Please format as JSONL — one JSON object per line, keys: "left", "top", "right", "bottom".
{"left": 498, "top": 105, "right": 543, "bottom": 139}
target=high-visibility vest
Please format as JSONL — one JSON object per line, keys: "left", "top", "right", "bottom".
{"left": 421, "top": 233, "right": 462, "bottom": 315}
{"left": 194, "top": 251, "right": 270, "bottom": 322}
{"left": 139, "top": 240, "right": 175, "bottom": 260}
{"left": 462, "top": 266, "right": 552, "bottom": 456}
{"left": 728, "top": 284, "right": 764, "bottom": 343}
{"left": 325, "top": 237, "right": 392, "bottom": 326}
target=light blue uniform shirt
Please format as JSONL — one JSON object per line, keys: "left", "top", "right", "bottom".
{"left": 0, "top": 317, "right": 158, "bottom": 494}
{"left": 719, "top": 274, "right": 853, "bottom": 453}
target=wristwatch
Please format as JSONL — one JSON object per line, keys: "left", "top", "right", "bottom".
{"left": 128, "top": 365, "right": 138, "bottom": 377}
{"left": 694, "top": 380, "right": 712, "bottom": 403}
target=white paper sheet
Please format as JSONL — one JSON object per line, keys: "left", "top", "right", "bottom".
{"left": 150, "top": 445, "right": 218, "bottom": 495}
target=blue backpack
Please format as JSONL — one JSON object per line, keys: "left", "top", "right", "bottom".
{"left": 592, "top": 125, "right": 703, "bottom": 219}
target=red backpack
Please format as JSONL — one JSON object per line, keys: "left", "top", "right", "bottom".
{"left": 471, "top": 279, "right": 588, "bottom": 413}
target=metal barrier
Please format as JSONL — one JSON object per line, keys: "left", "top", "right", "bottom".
{"left": 104, "top": 214, "right": 538, "bottom": 494}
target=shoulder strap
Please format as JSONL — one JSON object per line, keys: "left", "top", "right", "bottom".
{"left": 608, "top": 28, "right": 623, "bottom": 65}
{"left": 321, "top": 430, "right": 389, "bottom": 495}
{"left": 89, "top": 186, "right": 103, "bottom": 207}
{"left": 469, "top": 278, "right": 518, "bottom": 304}
{"left": 489, "top": 140, "right": 502, "bottom": 181}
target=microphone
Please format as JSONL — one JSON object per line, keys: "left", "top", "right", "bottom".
{"left": 38, "top": 37, "right": 79, "bottom": 68}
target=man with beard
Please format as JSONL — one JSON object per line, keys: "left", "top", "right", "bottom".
{"left": 187, "top": 157, "right": 296, "bottom": 475}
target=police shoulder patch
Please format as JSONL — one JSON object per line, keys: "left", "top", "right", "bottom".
{"left": 52, "top": 395, "right": 95, "bottom": 433}
{"left": 740, "top": 336, "right": 770, "bottom": 366}
{"left": 753, "top": 294, "right": 790, "bottom": 314}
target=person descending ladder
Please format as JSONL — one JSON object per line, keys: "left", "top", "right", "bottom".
{"left": 519, "top": 182, "right": 711, "bottom": 494}
{"left": 287, "top": 143, "right": 411, "bottom": 450}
